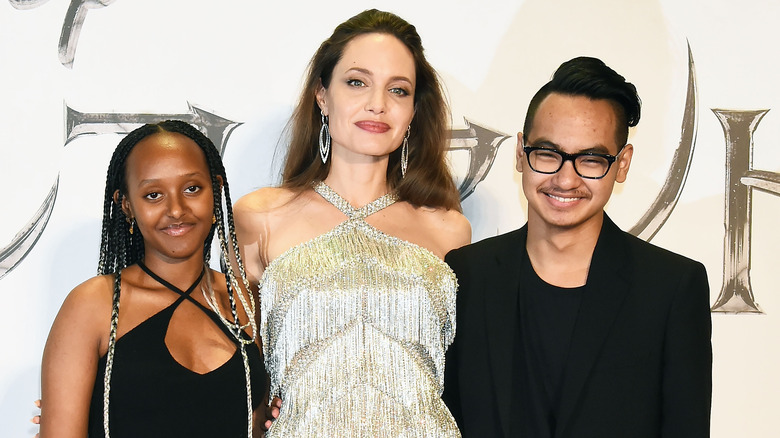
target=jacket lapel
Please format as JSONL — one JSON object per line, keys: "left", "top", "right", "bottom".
{"left": 483, "top": 227, "right": 527, "bottom": 437}
{"left": 555, "top": 215, "right": 633, "bottom": 437}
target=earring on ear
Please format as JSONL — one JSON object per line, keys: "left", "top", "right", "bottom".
{"left": 319, "top": 111, "right": 331, "bottom": 164}
{"left": 128, "top": 217, "right": 135, "bottom": 235}
{"left": 212, "top": 215, "right": 217, "bottom": 224}
{"left": 400, "top": 125, "right": 410, "bottom": 178}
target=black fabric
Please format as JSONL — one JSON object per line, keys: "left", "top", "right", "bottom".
{"left": 510, "top": 255, "right": 583, "bottom": 437}
{"left": 87, "top": 265, "right": 264, "bottom": 438}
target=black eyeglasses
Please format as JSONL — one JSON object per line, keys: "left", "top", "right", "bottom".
{"left": 522, "top": 146, "right": 621, "bottom": 179}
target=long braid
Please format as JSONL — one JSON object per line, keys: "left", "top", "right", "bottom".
{"left": 214, "top": 187, "right": 255, "bottom": 437}
{"left": 221, "top": 184, "right": 259, "bottom": 438}
{"left": 102, "top": 269, "right": 120, "bottom": 438}
{"left": 97, "top": 124, "right": 160, "bottom": 437}
{"left": 222, "top": 180, "right": 257, "bottom": 337}
{"left": 212, "top": 168, "right": 258, "bottom": 438}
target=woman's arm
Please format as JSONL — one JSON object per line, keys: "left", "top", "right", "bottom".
{"left": 39, "top": 276, "right": 112, "bottom": 438}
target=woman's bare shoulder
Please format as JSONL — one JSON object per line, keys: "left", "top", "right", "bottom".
{"left": 235, "top": 187, "right": 310, "bottom": 236}
{"left": 412, "top": 206, "right": 472, "bottom": 254}
{"left": 234, "top": 187, "right": 300, "bottom": 215}
{"left": 66, "top": 274, "right": 115, "bottom": 307}
{"left": 53, "top": 274, "right": 115, "bottom": 333}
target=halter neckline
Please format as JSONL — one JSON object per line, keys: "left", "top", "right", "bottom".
{"left": 313, "top": 181, "right": 398, "bottom": 220}
{"left": 137, "top": 261, "right": 205, "bottom": 299}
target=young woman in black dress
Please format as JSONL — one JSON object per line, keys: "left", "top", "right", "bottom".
{"left": 39, "top": 120, "right": 265, "bottom": 438}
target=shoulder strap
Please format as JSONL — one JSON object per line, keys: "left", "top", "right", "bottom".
{"left": 313, "top": 181, "right": 398, "bottom": 220}
{"left": 137, "top": 262, "right": 242, "bottom": 342}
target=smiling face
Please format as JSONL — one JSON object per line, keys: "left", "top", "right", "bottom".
{"left": 517, "top": 92, "right": 633, "bottom": 234}
{"left": 316, "top": 32, "right": 416, "bottom": 166}
{"left": 119, "top": 132, "right": 215, "bottom": 265}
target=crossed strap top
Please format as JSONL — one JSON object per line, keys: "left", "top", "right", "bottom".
{"left": 87, "top": 263, "right": 264, "bottom": 438}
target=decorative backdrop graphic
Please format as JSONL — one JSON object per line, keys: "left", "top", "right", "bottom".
{"left": 1, "top": 0, "right": 778, "bottom": 436}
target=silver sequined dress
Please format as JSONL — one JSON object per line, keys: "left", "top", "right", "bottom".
{"left": 260, "top": 182, "right": 460, "bottom": 437}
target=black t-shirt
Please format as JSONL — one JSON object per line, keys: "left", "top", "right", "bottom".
{"left": 510, "top": 252, "right": 583, "bottom": 437}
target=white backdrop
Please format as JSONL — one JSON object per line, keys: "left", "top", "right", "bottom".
{"left": 1, "top": 0, "right": 778, "bottom": 436}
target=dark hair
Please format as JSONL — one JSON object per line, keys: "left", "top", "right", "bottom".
{"left": 97, "top": 120, "right": 255, "bottom": 435}
{"left": 99, "top": 121, "right": 223, "bottom": 271}
{"left": 282, "top": 9, "right": 460, "bottom": 211}
{"left": 523, "top": 56, "right": 641, "bottom": 147}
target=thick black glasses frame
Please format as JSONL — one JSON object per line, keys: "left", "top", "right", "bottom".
{"left": 522, "top": 146, "right": 620, "bottom": 180}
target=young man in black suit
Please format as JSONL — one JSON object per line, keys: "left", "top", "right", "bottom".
{"left": 443, "top": 57, "right": 712, "bottom": 437}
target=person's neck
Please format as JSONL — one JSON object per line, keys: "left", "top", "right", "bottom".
{"left": 139, "top": 253, "right": 206, "bottom": 292}
{"left": 525, "top": 213, "right": 603, "bottom": 288}
{"left": 323, "top": 158, "right": 391, "bottom": 207}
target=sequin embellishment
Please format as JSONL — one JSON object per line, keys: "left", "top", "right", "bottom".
{"left": 260, "top": 182, "right": 460, "bottom": 437}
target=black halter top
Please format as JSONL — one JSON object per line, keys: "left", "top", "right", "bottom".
{"left": 87, "top": 263, "right": 264, "bottom": 438}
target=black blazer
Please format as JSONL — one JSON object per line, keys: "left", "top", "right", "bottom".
{"left": 443, "top": 215, "right": 712, "bottom": 438}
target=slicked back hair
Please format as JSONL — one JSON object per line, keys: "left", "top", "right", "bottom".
{"left": 523, "top": 56, "right": 641, "bottom": 148}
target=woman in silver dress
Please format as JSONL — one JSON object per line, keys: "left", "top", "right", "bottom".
{"left": 234, "top": 9, "right": 471, "bottom": 437}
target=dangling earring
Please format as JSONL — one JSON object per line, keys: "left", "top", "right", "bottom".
{"left": 212, "top": 214, "right": 217, "bottom": 224}
{"left": 128, "top": 217, "right": 135, "bottom": 235}
{"left": 400, "top": 125, "right": 410, "bottom": 178}
{"left": 319, "top": 111, "right": 331, "bottom": 164}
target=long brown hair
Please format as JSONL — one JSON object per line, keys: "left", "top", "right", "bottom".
{"left": 281, "top": 9, "right": 460, "bottom": 211}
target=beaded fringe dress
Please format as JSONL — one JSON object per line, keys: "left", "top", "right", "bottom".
{"left": 260, "top": 182, "right": 461, "bottom": 437}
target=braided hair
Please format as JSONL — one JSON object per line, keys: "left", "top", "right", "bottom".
{"left": 97, "top": 120, "right": 257, "bottom": 438}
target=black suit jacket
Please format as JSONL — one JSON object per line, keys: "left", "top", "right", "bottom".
{"left": 443, "top": 215, "right": 712, "bottom": 438}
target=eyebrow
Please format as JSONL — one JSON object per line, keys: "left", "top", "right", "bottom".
{"left": 345, "top": 67, "right": 413, "bottom": 86}
{"left": 137, "top": 172, "right": 208, "bottom": 186}
{"left": 528, "top": 139, "right": 613, "bottom": 155}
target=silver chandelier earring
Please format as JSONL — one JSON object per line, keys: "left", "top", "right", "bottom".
{"left": 401, "top": 125, "right": 410, "bottom": 178}
{"left": 319, "top": 111, "right": 331, "bottom": 164}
